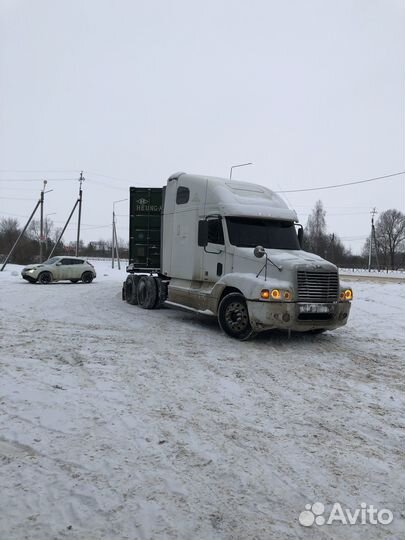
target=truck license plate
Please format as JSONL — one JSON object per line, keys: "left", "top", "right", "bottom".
{"left": 299, "top": 303, "right": 332, "bottom": 314}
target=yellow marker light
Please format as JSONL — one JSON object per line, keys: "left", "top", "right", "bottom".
{"left": 271, "top": 289, "right": 281, "bottom": 299}
{"left": 260, "top": 289, "right": 270, "bottom": 299}
{"left": 284, "top": 291, "right": 292, "bottom": 300}
{"left": 344, "top": 289, "right": 353, "bottom": 300}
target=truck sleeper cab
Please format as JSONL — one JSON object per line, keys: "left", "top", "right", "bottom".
{"left": 123, "top": 173, "right": 352, "bottom": 339}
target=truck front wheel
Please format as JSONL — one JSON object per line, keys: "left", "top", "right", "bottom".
{"left": 218, "top": 293, "right": 255, "bottom": 340}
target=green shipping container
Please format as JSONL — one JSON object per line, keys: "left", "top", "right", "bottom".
{"left": 129, "top": 187, "right": 163, "bottom": 270}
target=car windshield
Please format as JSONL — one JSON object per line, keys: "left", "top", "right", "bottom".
{"left": 43, "top": 257, "right": 60, "bottom": 265}
{"left": 226, "top": 217, "right": 300, "bottom": 250}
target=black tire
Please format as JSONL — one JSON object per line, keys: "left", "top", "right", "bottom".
{"left": 218, "top": 293, "right": 255, "bottom": 340}
{"left": 70, "top": 279, "right": 79, "bottom": 283}
{"left": 137, "top": 275, "right": 157, "bottom": 309}
{"left": 125, "top": 274, "right": 140, "bottom": 305}
{"left": 81, "top": 271, "right": 94, "bottom": 284}
{"left": 38, "top": 271, "right": 52, "bottom": 285}
{"left": 154, "top": 277, "right": 168, "bottom": 308}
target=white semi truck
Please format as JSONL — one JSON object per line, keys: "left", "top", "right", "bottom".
{"left": 122, "top": 172, "right": 352, "bottom": 339}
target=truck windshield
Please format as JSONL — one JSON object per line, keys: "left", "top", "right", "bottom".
{"left": 226, "top": 217, "right": 300, "bottom": 250}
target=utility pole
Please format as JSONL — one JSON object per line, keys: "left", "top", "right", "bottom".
{"left": 39, "top": 180, "right": 47, "bottom": 262}
{"left": 368, "top": 208, "right": 377, "bottom": 272}
{"left": 372, "top": 219, "right": 380, "bottom": 271}
{"left": 114, "top": 219, "right": 120, "bottom": 269}
{"left": 76, "top": 171, "right": 84, "bottom": 256}
{"left": 112, "top": 199, "right": 128, "bottom": 269}
{"left": 112, "top": 209, "right": 115, "bottom": 268}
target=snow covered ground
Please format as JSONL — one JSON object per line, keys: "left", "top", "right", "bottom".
{"left": 0, "top": 262, "right": 404, "bottom": 540}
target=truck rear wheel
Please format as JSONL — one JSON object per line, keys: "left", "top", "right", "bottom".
{"left": 137, "top": 276, "right": 157, "bottom": 309}
{"left": 154, "top": 277, "right": 168, "bottom": 308}
{"left": 125, "top": 275, "right": 139, "bottom": 305}
{"left": 218, "top": 293, "right": 255, "bottom": 340}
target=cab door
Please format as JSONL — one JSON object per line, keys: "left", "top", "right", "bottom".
{"left": 202, "top": 217, "right": 226, "bottom": 283}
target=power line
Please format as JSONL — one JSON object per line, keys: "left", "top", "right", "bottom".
{"left": 0, "top": 189, "right": 40, "bottom": 192}
{"left": 84, "top": 170, "right": 134, "bottom": 184}
{"left": 0, "top": 169, "right": 80, "bottom": 173}
{"left": 0, "top": 196, "right": 38, "bottom": 201}
{"left": 85, "top": 177, "right": 128, "bottom": 191}
{"left": 276, "top": 171, "right": 405, "bottom": 193}
{"left": 0, "top": 178, "right": 77, "bottom": 182}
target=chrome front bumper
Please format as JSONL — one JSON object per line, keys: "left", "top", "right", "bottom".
{"left": 247, "top": 300, "right": 351, "bottom": 332}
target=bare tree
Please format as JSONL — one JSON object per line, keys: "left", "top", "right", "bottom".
{"left": 305, "top": 200, "right": 328, "bottom": 256}
{"left": 28, "top": 218, "right": 54, "bottom": 243}
{"left": 326, "top": 233, "right": 351, "bottom": 266}
{"left": 375, "top": 209, "right": 405, "bottom": 269}
{"left": 0, "top": 217, "right": 20, "bottom": 244}
{"left": 0, "top": 217, "right": 38, "bottom": 263}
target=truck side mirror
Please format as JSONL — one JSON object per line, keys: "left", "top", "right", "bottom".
{"left": 254, "top": 245, "right": 266, "bottom": 258}
{"left": 297, "top": 226, "right": 304, "bottom": 248}
{"left": 198, "top": 220, "right": 208, "bottom": 247}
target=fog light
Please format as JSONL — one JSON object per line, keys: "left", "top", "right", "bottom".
{"left": 282, "top": 313, "right": 290, "bottom": 322}
{"left": 261, "top": 289, "right": 270, "bottom": 299}
{"left": 271, "top": 289, "right": 281, "bottom": 299}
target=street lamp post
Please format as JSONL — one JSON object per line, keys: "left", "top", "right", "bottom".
{"left": 229, "top": 162, "right": 253, "bottom": 179}
{"left": 112, "top": 199, "right": 128, "bottom": 269}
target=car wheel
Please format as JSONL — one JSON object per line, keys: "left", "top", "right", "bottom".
{"left": 70, "top": 279, "right": 79, "bottom": 283}
{"left": 137, "top": 276, "right": 157, "bottom": 309}
{"left": 81, "top": 271, "right": 94, "bottom": 284}
{"left": 218, "top": 293, "right": 255, "bottom": 340}
{"left": 38, "top": 271, "right": 52, "bottom": 285}
{"left": 125, "top": 275, "right": 139, "bottom": 305}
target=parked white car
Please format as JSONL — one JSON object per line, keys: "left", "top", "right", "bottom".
{"left": 21, "top": 256, "right": 96, "bottom": 284}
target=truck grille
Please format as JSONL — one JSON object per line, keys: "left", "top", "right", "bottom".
{"left": 297, "top": 271, "right": 339, "bottom": 302}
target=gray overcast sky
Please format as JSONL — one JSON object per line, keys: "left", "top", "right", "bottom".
{"left": 1, "top": 0, "right": 404, "bottom": 252}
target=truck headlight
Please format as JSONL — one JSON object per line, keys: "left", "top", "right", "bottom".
{"left": 260, "top": 289, "right": 292, "bottom": 301}
{"left": 340, "top": 288, "right": 353, "bottom": 301}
